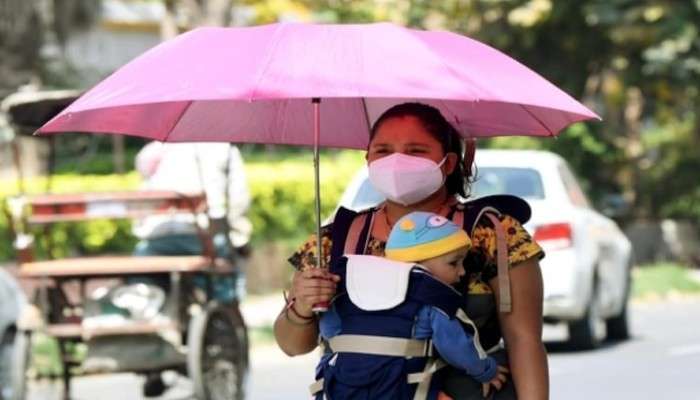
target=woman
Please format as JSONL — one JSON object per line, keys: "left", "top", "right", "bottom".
{"left": 274, "top": 103, "right": 549, "bottom": 399}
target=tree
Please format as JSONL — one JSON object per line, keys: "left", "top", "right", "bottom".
{"left": 0, "top": 0, "right": 102, "bottom": 98}
{"left": 243, "top": 0, "right": 700, "bottom": 220}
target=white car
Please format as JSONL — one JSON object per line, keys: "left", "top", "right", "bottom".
{"left": 335, "top": 149, "right": 633, "bottom": 349}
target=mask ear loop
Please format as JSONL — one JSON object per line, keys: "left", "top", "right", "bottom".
{"left": 437, "top": 155, "right": 450, "bottom": 188}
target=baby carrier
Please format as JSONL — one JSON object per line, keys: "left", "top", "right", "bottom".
{"left": 311, "top": 255, "right": 489, "bottom": 400}
{"left": 311, "top": 195, "right": 532, "bottom": 400}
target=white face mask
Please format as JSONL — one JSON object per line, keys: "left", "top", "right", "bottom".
{"left": 368, "top": 153, "right": 447, "bottom": 206}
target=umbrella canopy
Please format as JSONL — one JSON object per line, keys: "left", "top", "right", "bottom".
{"left": 38, "top": 22, "right": 598, "bottom": 147}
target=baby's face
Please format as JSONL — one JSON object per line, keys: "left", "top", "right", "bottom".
{"left": 419, "top": 247, "right": 468, "bottom": 285}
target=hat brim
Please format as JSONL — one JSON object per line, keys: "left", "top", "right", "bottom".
{"left": 385, "top": 231, "right": 471, "bottom": 262}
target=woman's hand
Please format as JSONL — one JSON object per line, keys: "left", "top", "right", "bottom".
{"left": 274, "top": 268, "right": 340, "bottom": 356}
{"left": 291, "top": 268, "right": 341, "bottom": 316}
{"left": 482, "top": 366, "right": 509, "bottom": 398}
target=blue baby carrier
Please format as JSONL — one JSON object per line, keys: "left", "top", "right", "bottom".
{"left": 310, "top": 195, "right": 532, "bottom": 399}
{"left": 311, "top": 255, "right": 488, "bottom": 400}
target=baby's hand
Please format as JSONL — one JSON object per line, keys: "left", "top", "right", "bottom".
{"left": 481, "top": 365, "right": 509, "bottom": 398}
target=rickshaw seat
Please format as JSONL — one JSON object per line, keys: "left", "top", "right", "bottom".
{"left": 24, "top": 190, "right": 207, "bottom": 224}
{"left": 46, "top": 321, "right": 179, "bottom": 339}
{"left": 18, "top": 255, "right": 233, "bottom": 278}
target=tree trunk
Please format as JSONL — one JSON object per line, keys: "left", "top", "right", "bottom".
{"left": 201, "top": 0, "right": 234, "bottom": 26}
{"left": 623, "top": 86, "right": 645, "bottom": 217}
{"left": 162, "top": 0, "right": 180, "bottom": 40}
{"left": 0, "top": 0, "right": 44, "bottom": 98}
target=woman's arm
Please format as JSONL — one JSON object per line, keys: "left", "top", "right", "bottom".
{"left": 274, "top": 268, "right": 339, "bottom": 356}
{"left": 490, "top": 257, "right": 549, "bottom": 400}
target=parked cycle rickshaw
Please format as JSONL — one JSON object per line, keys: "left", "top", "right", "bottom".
{"left": 4, "top": 190, "right": 248, "bottom": 400}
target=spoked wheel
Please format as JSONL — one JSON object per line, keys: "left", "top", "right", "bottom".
{"left": 187, "top": 304, "right": 245, "bottom": 400}
{"left": 226, "top": 302, "right": 250, "bottom": 372}
{"left": 10, "top": 330, "right": 31, "bottom": 400}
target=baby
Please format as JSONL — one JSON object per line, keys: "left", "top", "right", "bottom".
{"left": 312, "top": 211, "right": 507, "bottom": 399}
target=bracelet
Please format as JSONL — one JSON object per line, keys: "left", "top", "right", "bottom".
{"left": 283, "top": 308, "right": 316, "bottom": 326}
{"left": 283, "top": 291, "right": 316, "bottom": 324}
{"left": 289, "top": 300, "right": 315, "bottom": 320}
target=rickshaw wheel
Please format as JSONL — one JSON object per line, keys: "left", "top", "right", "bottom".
{"left": 10, "top": 330, "right": 31, "bottom": 400}
{"left": 226, "top": 302, "right": 250, "bottom": 371}
{"left": 187, "top": 303, "right": 245, "bottom": 400}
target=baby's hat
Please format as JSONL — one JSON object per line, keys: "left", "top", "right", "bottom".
{"left": 385, "top": 211, "right": 471, "bottom": 262}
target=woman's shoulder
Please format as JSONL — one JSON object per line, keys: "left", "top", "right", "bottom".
{"left": 468, "top": 212, "right": 544, "bottom": 280}
{"left": 287, "top": 206, "right": 379, "bottom": 271}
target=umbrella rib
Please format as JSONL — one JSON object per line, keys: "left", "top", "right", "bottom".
{"left": 361, "top": 98, "right": 371, "bottom": 133}
{"left": 248, "top": 23, "right": 286, "bottom": 101}
{"left": 162, "top": 100, "right": 194, "bottom": 142}
{"left": 518, "top": 104, "right": 555, "bottom": 137}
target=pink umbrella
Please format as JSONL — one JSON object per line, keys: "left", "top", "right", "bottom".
{"left": 39, "top": 22, "right": 597, "bottom": 145}
{"left": 38, "top": 22, "right": 599, "bottom": 295}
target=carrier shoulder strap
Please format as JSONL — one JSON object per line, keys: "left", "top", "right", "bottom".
{"left": 486, "top": 213, "right": 512, "bottom": 313}
{"left": 463, "top": 194, "right": 531, "bottom": 234}
{"left": 453, "top": 195, "right": 530, "bottom": 314}
{"left": 330, "top": 207, "right": 375, "bottom": 261}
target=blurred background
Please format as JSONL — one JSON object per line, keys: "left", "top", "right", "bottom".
{"left": 1, "top": 1, "right": 700, "bottom": 399}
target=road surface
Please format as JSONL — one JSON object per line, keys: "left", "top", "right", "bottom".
{"left": 24, "top": 298, "right": 700, "bottom": 399}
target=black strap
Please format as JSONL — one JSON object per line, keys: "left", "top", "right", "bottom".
{"left": 329, "top": 207, "right": 374, "bottom": 262}
{"left": 462, "top": 195, "right": 531, "bottom": 234}
{"left": 330, "top": 207, "right": 358, "bottom": 263}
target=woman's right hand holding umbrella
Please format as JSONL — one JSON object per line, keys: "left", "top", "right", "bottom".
{"left": 289, "top": 268, "right": 340, "bottom": 319}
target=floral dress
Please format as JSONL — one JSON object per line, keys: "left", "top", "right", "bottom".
{"left": 289, "top": 213, "right": 543, "bottom": 301}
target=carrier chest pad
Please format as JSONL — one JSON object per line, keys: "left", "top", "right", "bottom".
{"left": 334, "top": 255, "right": 463, "bottom": 316}
{"left": 344, "top": 255, "right": 414, "bottom": 311}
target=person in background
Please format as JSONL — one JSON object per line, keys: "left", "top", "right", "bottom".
{"left": 134, "top": 141, "right": 252, "bottom": 270}
{"left": 133, "top": 141, "right": 252, "bottom": 397}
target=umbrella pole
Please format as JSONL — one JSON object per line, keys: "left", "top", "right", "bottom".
{"left": 311, "top": 97, "right": 328, "bottom": 312}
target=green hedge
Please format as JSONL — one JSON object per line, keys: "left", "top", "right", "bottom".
{"left": 0, "top": 152, "right": 365, "bottom": 262}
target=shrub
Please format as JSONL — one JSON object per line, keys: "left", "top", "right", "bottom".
{"left": 0, "top": 151, "right": 365, "bottom": 261}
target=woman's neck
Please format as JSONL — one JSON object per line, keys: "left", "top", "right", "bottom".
{"left": 384, "top": 188, "right": 451, "bottom": 226}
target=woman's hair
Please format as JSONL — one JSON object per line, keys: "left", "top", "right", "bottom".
{"left": 369, "top": 102, "right": 474, "bottom": 198}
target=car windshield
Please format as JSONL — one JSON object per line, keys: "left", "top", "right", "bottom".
{"left": 472, "top": 167, "right": 545, "bottom": 199}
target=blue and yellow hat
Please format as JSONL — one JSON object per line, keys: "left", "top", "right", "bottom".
{"left": 385, "top": 211, "right": 471, "bottom": 262}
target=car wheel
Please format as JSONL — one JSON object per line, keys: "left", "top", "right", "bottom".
{"left": 567, "top": 278, "right": 606, "bottom": 350}
{"left": 606, "top": 267, "right": 631, "bottom": 341}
